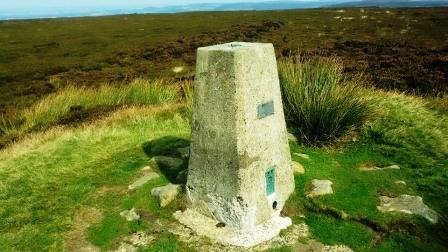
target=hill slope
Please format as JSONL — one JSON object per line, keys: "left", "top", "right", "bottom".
{"left": 0, "top": 88, "right": 447, "bottom": 251}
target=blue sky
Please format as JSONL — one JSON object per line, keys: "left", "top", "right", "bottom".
{"left": 1, "top": 0, "right": 320, "bottom": 13}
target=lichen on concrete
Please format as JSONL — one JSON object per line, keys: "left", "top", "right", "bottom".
{"left": 174, "top": 209, "right": 292, "bottom": 247}
{"left": 186, "top": 42, "right": 295, "bottom": 237}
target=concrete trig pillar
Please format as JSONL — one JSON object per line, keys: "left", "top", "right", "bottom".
{"left": 177, "top": 42, "right": 295, "bottom": 247}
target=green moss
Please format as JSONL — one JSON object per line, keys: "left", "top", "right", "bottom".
{"left": 305, "top": 213, "right": 375, "bottom": 251}
{"left": 87, "top": 213, "right": 131, "bottom": 249}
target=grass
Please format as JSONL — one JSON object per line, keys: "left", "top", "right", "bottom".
{"left": 0, "top": 105, "right": 190, "bottom": 251}
{"left": 0, "top": 46, "right": 447, "bottom": 251}
{"left": 0, "top": 84, "right": 447, "bottom": 251}
{"left": 0, "top": 78, "right": 179, "bottom": 139}
{"left": 305, "top": 213, "right": 376, "bottom": 250}
{"left": 284, "top": 90, "right": 448, "bottom": 251}
{"left": 0, "top": 6, "right": 446, "bottom": 251}
{"left": 278, "top": 55, "right": 374, "bottom": 144}
{"left": 362, "top": 91, "right": 448, "bottom": 216}
{"left": 364, "top": 91, "right": 448, "bottom": 167}
{"left": 1, "top": 8, "right": 447, "bottom": 113}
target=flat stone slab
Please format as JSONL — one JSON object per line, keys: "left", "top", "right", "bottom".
{"left": 293, "top": 153, "right": 310, "bottom": 159}
{"left": 307, "top": 179, "right": 333, "bottom": 197}
{"left": 116, "top": 231, "right": 154, "bottom": 252}
{"left": 177, "top": 147, "right": 190, "bottom": 159}
{"left": 141, "top": 165, "right": 152, "bottom": 172}
{"left": 394, "top": 180, "right": 406, "bottom": 186}
{"left": 120, "top": 208, "right": 140, "bottom": 222}
{"left": 174, "top": 209, "right": 292, "bottom": 248}
{"left": 292, "top": 161, "right": 305, "bottom": 174}
{"left": 321, "top": 245, "right": 353, "bottom": 252}
{"left": 128, "top": 172, "right": 160, "bottom": 190}
{"left": 151, "top": 183, "right": 181, "bottom": 207}
{"left": 150, "top": 156, "right": 184, "bottom": 172}
{"left": 359, "top": 163, "right": 400, "bottom": 171}
{"left": 176, "top": 169, "right": 188, "bottom": 184}
{"left": 377, "top": 194, "right": 438, "bottom": 223}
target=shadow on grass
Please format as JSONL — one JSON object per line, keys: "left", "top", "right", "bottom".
{"left": 142, "top": 136, "right": 190, "bottom": 184}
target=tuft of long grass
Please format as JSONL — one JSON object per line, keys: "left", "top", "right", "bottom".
{"left": 364, "top": 91, "right": 448, "bottom": 166}
{"left": 278, "top": 56, "right": 374, "bottom": 144}
{"left": 180, "top": 79, "right": 194, "bottom": 114}
{"left": 0, "top": 78, "right": 179, "bottom": 137}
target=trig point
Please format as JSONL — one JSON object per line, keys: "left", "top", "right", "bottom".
{"left": 175, "top": 42, "right": 295, "bottom": 247}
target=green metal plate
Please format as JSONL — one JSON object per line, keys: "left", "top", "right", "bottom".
{"left": 265, "top": 167, "right": 275, "bottom": 196}
{"left": 258, "top": 100, "right": 274, "bottom": 119}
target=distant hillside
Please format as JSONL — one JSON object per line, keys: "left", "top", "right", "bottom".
{"left": 148, "top": 0, "right": 448, "bottom": 12}
{"left": 139, "top": 1, "right": 334, "bottom": 13}
{"left": 2, "top": 0, "right": 448, "bottom": 20}
{"left": 328, "top": 0, "right": 448, "bottom": 8}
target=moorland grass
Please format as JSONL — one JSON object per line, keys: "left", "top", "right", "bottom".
{"left": 285, "top": 89, "right": 448, "bottom": 251}
{"left": 0, "top": 56, "right": 447, "bottom": 251}
{"left": 278, "top": 56, "right": 374, "bottom": 144}
{"left": 1, "top": 8, "right": 447, "bottom": 112}
{"left": 0, "top": 78, "right": 179, "bottom": 138}
{"left": 0, "top": 105, "right": 191, "bottom": 251}
{"left": 0, "top": 86, "right": 446, "bottom": 251}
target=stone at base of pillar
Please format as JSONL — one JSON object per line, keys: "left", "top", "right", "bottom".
{"left": 173, "top": 208, "right": 292, "bottom": 248}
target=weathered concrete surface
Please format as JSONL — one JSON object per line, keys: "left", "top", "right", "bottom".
{"left": 174, "top": 209, "right": 292, "bottom": 247}
{"left": 186, "top": 42, "right": 294, "bottom": 233}
{"left": 151, "top": 183, "right": 181, "bottom": 207}
{"left": 170, "top": 212, "right": 353, "bottom": 251}
{"left": 377, "top": 194, "right": 438, "bottom": 223}
{"left": 307, "top": 179, "right": 334, "bottom": 197}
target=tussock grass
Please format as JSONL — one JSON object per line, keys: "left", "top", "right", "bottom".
{"left": 278, "top": 56, "right": 374, "bottom": 144}
{"left": 180, "top": 79, "right": 194, "bottom": 114}
{"left": 364, "top": 91, "right": 448, "bottom": 166}
{"left": 287, "top": 91, "right": 448, "bottom": 251}
{"left": 0, "top": 78, "right": 179, "bottom": 138}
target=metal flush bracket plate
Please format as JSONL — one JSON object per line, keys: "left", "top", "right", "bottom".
{"left": 257, "top": 100, "right": 275, "bottom": 119}
{"left": 265, "top": 167, "right": 276, "bottom": 196}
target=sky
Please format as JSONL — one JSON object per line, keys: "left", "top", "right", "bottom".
{"left": 1, "top": 0, "right": 317, "bottom": 14}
